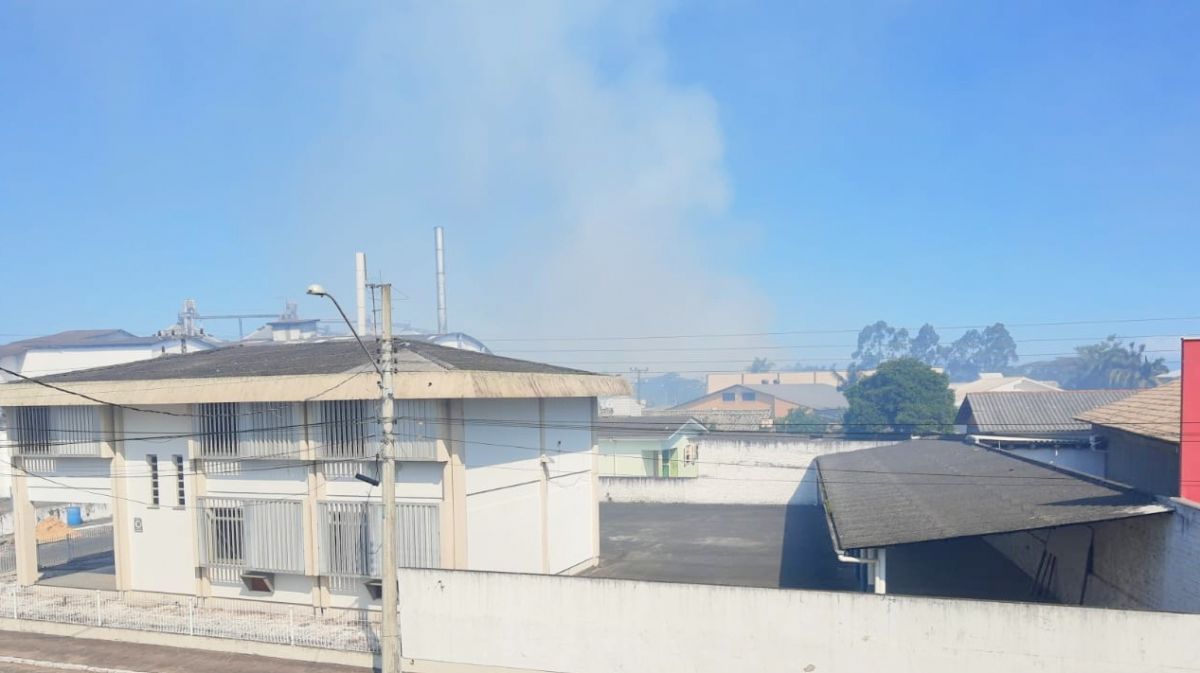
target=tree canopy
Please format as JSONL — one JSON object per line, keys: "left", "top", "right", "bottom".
{"left": 849, "top": 321, "right": 1017, "bottom": 382}
{"left": 775, "top": 406, "right": 830, "bottom": 435}
{"left": 746, "top": 357, "right": 775, "bottom": 373}
{"left": 638, "top": 373, "right": 705, "bottom": 408}
{"left": 1016, "top": 337, "right": 1168, "bottom": 389}
{"left": 843, "top": 358, "right": 955, "bottom": 434}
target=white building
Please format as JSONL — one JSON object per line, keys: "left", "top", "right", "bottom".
{"left": 0, "top": 325, "right": 221, "bottom": 500}
{"left": 0, "top": 338, "right": 626, "bottom": 607}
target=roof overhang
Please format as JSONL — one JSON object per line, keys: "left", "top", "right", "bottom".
{"left": 0, "top": 370, "right": 629, "bottom": 406}
{"left": 817, "top": 439, "right": 1172, "bottom": 552}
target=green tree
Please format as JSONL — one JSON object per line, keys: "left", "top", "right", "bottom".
{"left": 640, "top": 373, "right": 705, "bottom": 408}
{"left": 1068, "top": 337, "right": 1166, "bottom": 389}
{"left": 907, "top": 323, "right": 942, "bottom": 366}
{"left": 747, "top": 357, "right": 775, "bottom": 373}
{"left": 843, "top": 358, "right": 955, "bottom": 434}
{"left": 1013, "top": 337, "right": 1168, "bottom": 390}
{"left": 941, "top": 323, "right": 1017, "bottom": 382}
{"left": 851, "top": 321, "right": 911, "bottom": 369}
{"left": 775, "top": 407, "right": 831, "bottom": 434}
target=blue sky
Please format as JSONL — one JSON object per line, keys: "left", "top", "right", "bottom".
{"left": 1, "top": 1, "right": 1197, "bottom": 372}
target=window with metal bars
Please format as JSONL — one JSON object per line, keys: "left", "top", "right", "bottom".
{"left": 147, "top": 454, "right": 160, "bottom": 506}
{"left": 9, "top": 406, "right": 102, "bottom": 457}
{"left": 317, "top": 400, "right": 373, "bottom": 459}
{"left": 209, "top": 506, "right": 244, "bottom": 565}
{"left": 198, "top": 498, "right": 305, "bottom": 573}
{"left": 173, "top": 455, "right": 185, "bottom": 506}
{"left": 197, "top": 403, "right": 239, "bottom": 457}
{"left": 196, "top": 402, "right": 299, "bottom": 459}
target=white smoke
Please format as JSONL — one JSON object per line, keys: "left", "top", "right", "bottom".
{"left": 282, "top": 1, "right": 773, "bottom": 370}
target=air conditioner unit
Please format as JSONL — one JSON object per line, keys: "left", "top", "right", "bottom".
{"left": 240, "top": 571, "right": 275, "bottom": 594}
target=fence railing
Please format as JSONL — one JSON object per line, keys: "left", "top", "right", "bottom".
{"left": 0, "top": 538, "right": 14, "bottom": 576}
{"left": 0, "top": 580, "right": 379, "bottom": 652}
{"left": 36, "top": 523, "right": 113, "bottom": 570}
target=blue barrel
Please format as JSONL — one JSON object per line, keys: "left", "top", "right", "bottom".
{"left": 65, "top": 506, "right": 83, "bottom": 527}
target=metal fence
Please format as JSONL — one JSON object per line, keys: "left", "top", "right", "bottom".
{"left": 0, "top": 580, "right": 378, "bottom": 652}
{"left": 0, "top": 538, "right": 14, "bottom": 576}
{"left": 36, "top": 523, "right": 113, "bottom": 570}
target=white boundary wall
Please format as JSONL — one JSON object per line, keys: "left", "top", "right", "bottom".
{"left": 986, "top": 498, "right": 1200, "bottom": 613}
{"left": 399, "top": 568, "right": 1200, "bottom": 673}
{"left": 600, "top": 437, "right": 895, "bottom": 505}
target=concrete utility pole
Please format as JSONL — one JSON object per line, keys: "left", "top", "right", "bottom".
{"left": 304, "top": 282, "right": 396, "bottom": 669}
{"left": 378, "top": 283, "right": 401, "bottom": 673}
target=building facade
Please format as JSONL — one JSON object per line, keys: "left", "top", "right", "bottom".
{"left": 0, "top": 339, "right": 626, "bottom": 607}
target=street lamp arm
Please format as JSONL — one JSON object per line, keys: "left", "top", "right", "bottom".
{"left": 309, "top": 290, "right": 385, "bottom": 379}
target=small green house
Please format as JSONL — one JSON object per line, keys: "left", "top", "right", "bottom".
{"left": 596, "top": 415, "right": 708, "bottom": 478}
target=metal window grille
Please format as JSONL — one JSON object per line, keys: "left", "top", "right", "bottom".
{"left": 8, "top": 406, "right": 102, "bottom": 457}
{"left": 316, "top": 400, "right": 375, "bottom": 460}
{"left": 317, "top": 501, "right": 440, "bottom": 577}
{"left": 197, "top": 403, "right": 238, "bottom": 458}
{"left": 198, "top": 498, "right": 305, "bottom": 573}
{"left": 196, "top": 403, "right": 301, "bottom": 459}
{"left": 147, "top": 455, "right": 160, "bottom": 506}
{"left": 173, "top": 455, "right": 185, "bottom": 506}
{"left": 394, "top": 400, "right": 440, "bottom": 461}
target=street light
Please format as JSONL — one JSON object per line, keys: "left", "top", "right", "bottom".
{"left": 306, "top": 285, "right": 383, "bottom": 378}
{"left": 307, "top": 283, "right": 400, "bottom": 673}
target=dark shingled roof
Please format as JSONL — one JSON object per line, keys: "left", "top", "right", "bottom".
{"left": 816, "top": 439, "right": 1170, "bottom": 551}
{"left": 955, "top": 389, "right": 1138, "bottom": 434}
{"left": 31, "top": 338, "right": 592, "bottom": 383}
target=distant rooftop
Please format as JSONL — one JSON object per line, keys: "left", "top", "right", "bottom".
{"left": 1075, "top": 381, "right": 1182, "bottom": 444}
{"left": 0, "top": 330, "right": 177, "bottom": 359}
{"left": 956, "top": 389, "right": 1139, "bottom": 435}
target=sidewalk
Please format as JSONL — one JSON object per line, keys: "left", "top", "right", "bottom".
{"left": 0, "top": 630, "right": 368, "bottom": 673}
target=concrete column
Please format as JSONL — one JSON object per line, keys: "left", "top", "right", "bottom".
{"left": 590, "top": 398, "right": 600, "bottom": 563}
{"left": 538, "top": 399, "right": 550, "bottom": 574}
{"left": 301, "top": 401, "right": 326, "bottom": 608}
{"left": 442, "top": 400, "right": 468, "bottom": 569}
{"left": 107, "top": 407, "right": 133, "bottom": 592}
{"left": 873, "top": 548, "right": 888, "bottom": 595}
{"left": 10, "top": 455, "right": 38, "bottom": 586}
{"left": 186, "top": 417, "right": 210, "bottom": 598}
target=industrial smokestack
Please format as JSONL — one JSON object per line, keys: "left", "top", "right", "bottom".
{"left": 434, "top": 227, "right": 447, "bottom": 335}
{"left": 355, "top": 252, "right": 368, "bottom": 335}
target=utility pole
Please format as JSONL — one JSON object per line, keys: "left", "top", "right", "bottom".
{"left": 630, "top": 367, "right": 648, "bottom": 402}
{"left": 379, "top": 283, "right": 401, "bottom": 673}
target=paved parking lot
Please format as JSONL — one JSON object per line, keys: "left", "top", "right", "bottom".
{"left": 586, "top": 502, "right": 1046, "bottom": 602}
{"left": 584, "top": 502, "right": 857, "bottom": 590}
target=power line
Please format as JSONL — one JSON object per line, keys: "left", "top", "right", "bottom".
{"left": 479, "top": 316, "right": 1200, "bottom": 342}
{"left": 495, "top": 333, "right": 1193, "bottom": 354}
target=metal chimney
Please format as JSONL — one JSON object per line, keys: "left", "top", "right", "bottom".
{"left": 434, "top": 227, "right": 447, "bottom": 334}
{"left": 355, "top": 252, "right": 368, "bottom": 335}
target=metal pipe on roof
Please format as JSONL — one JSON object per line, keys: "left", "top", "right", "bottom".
{"left": 435, "top": 227, "right": 447, "bottom": 335}
{"left": 355, "top": 252, "right": 368, "bottom": 335}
